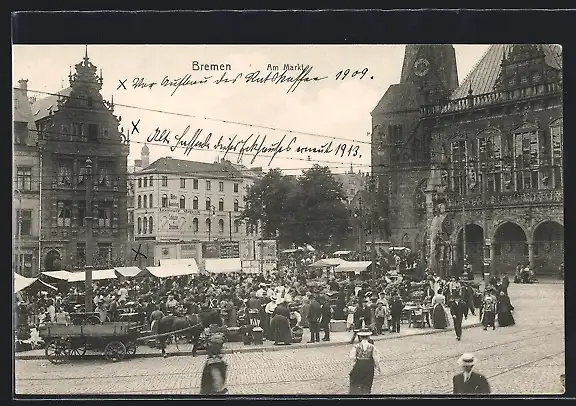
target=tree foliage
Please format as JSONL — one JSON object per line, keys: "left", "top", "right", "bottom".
{"left": 241, "top": 165, "right": 351, "bottom": 249}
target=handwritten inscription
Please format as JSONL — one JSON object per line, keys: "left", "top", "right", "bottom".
{"left": 147, "top": 126, "right": 363, "bottom": 165}
{"left": 123, "top": 66, "right": 370, "bottom": 95}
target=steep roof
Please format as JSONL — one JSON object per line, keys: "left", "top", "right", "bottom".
{"left": 138, "top": 157, "right": 243, "bottom": 179}
{"left": 13, "top": 88, "right": 33, "bottom": 124}
{"left": 371, "top": 82, "right": 423, "bottom": 115}
{"left": 451, "top": 44, "right": 562, "bottom": 100}
{"left": 30, "top": 87, "right": 72, "bottom": 121}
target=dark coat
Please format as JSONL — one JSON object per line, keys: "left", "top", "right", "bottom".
{"left": 389, "top": 297, "right": 403, "bottom": 316}
{"left": 308, "top": 300, "right": 322, "bottom": 323}
{"left": 273, "top": 303, "right": 291, "bottom": 319}
{"left": 449, "top": 300, "right": 467, "bottom": 321}
{"left": 453, "top": 371, "right": 491, "bottom": 394}
{"left": 320, "top": 303, "right": 332, "bottom": 326}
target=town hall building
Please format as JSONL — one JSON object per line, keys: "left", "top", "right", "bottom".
{"left": 371, "top": 44, "right": 563, "bottom": 276}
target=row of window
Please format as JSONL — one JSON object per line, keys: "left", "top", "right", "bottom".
{"left": 137, "top": 194, "right": 240, "bottom": 211}
{"left": 75, "top": 242, "right": 113, "bottom": 262}
{"left": 449, "top": 125, "right": 563, "bottom": 194}
{"left": 56, "top": 200, "right": 113, "bottom": 228}
{"left": 136, "top": 216, "right": 242, "bottom": 234}
{"left": 60, "top": 123, "right": 104, "bottom": 143}
{"left": 136, "top": 176, "right": 240, "bottom": 193}
{"left": 16, "top": 167, "right": 33, "bottom": 191}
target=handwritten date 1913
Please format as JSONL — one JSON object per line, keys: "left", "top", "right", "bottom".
{"left": 335, "top": 68, "right": 369, "bottom": 81}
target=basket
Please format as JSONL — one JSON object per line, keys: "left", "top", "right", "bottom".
{"left": 291, "top": 326, "right": 303, "bottom": 343}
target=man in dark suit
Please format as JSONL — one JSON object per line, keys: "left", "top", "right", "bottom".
{"left": 319, "top": 297, "right": 332, "bottom": 341}
{"left": 389, "top": 294, "right": 403, "bottom": 333}
{"left": 449, "top": 294, "right": 467, "bottom": 341}
{"left": 307, "top": 295, "right": 322, "bottom": 343}
{"left": 453, "top": 353, "right": 491, "bottom": 395}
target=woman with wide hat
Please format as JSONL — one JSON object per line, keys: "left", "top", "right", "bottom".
{"left": 348, "top": 328, "right": 382, "bottom": 394}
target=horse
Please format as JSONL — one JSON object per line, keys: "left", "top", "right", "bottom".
{"left": 156, "top": 309, "right": 223, "bottom": 357}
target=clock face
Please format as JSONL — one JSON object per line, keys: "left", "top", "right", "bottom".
{"left": 414, "top": 58, "right": 430, "bottom": 77}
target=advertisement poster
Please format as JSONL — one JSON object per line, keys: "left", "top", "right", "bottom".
{"left": 254, "top": 240, "right": 278, "bottom": 260}
{"left": 240, "top": 240, "right": 255, "bottom": 260}
{"left": 220, "top": 241, "right": 240, "bottom": 259}
{"left": 202, "top": 241, "right": 220, "bottom": 259}
{"left": 179, "top": 243, "right": 198, "bottom": 260}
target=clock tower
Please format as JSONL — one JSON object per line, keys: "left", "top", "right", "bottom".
{"left": 400, "top": 44, "right": 459, "bottom": 104}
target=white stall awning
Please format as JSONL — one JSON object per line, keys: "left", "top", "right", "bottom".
{"left": 67, "top": 269, "right": 118, "bottom": 282}
{"left": 205, "top": 258, "right": 242, "bottom": 273}
{"left": 160, "top": 259, "right": 198, "bottom": 267}
{"left": 332, "top": 250, "right": 351, "bottom": 256}
{"left": 310, "top": 258, "right": 348, "bottom": 268}
{"left": 114, "top": 266, "right": 145, "bottom": 278}
{"left": 41, "top": 271, "right": 73, "bottom": 280}
{"left": 335, "top": 261, "right": 372, "bottom": 272}
{"left": 145, "top": 264, "right": 199, "bottom": 278}
{"left": 15, "top": 273, "right": 57, "bottom": 293}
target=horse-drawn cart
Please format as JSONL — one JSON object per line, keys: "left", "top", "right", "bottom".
{"left": 38, "top": 322, "right": 141, "bottom": 364}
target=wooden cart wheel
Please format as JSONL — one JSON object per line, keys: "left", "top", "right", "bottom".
{"left": 66, "top": 337, "right": 87, "bottom": 359}
{"left": 125, "top": 341, "right": 137, "bottom": 357}
{"left": 45, "top": 338, "right": 68, "bottom": 364}
{"left": 83, "top": 315, "right": 101, "bottom": 325}
{"left": 104, "top": 341, "right": 126, "bottom": 362}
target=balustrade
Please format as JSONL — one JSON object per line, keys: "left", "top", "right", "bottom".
{"left": 446, "top": 189, "right": 563, "bottom": 210}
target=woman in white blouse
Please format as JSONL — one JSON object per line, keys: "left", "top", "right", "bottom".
{"left": 348, "top": 328, "right": 382, "bottom": 394}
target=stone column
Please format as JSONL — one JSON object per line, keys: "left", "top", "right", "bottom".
{"left": 528, "top": 242, "right": 535, "bottom": 272}
{"left": 490, "top": 243, "right": 496, "bottom": 275}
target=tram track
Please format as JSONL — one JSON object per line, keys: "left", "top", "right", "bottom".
{"left": 16, "top": 329, "right": 563, "bottom": 395}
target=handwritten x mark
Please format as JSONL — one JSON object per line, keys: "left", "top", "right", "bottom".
{"left": 132, "top": 244, "right": 147, "bottom": 261}
{"left": 131, "top": 119, "right": 140, "bottom": 135}
{"left": 117, "top": 79, "right": 127, "bottom": 90}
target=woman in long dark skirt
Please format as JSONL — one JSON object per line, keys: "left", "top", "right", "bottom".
{"left": 497, "top": 291, "right": 515, "bottom": 327}
{"left": 199, "top": 333, "right": 228, "bottom": 395}
{"left": 349, "top": 328, "right": 382, "bottom": 394}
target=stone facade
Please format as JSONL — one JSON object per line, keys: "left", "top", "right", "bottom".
{"left": 32, "top": 52, "right": 130, "bottom": 272}
{"left": 372, "top": 44, "right": 563, "bottom": 275}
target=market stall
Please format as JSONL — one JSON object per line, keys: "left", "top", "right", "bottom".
{"left": 334, "top": 261, "right": 372, "bottom": 273}
{"left": 41, "top": 271, "right": 73, "bottom": 281}
{"left": 14, "top": 273, "right": 57, "bottom": 293}
{"left": 114, "top": 266, "right": 145, "bottom": 278}
{"left": 205, "top": 258, "right": 242, "bottom": 274}
{"left": 67, "top": 269, "right": 118, "bottom": 282}
{"left": 144, "top": 263, "right": 199, "bottom": 278}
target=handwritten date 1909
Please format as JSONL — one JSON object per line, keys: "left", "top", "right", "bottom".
{"left": 335, "top": 68, "right": 369, "bottom": 81}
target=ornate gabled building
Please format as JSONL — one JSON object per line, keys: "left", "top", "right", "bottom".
{"left": 372, "top": 44, "right": 563, "bottom": 276}
{"left": 33, "top": 50, "right": 130, "bottom": 272}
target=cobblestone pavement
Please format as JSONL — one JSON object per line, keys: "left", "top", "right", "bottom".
{"left": 15, "top": 282, "right": 564, "bottom": 396}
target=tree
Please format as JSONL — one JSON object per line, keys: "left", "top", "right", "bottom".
{"left": 289, "top": 165, "right": 350, "bottom": 249}
{"left": 242, "top": 165, "right": 351, "bottom": 249}
{"left": 240, "top": 169, "right": 295, "bottom": 245}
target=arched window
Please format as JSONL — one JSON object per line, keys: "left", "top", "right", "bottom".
{"left": 149, "top": 194, "right": 153, "bottom": 208}
{"left": 149, "top": 216, "right": 154, "bottom": 233}
{"left": 180, "top": 195, "right": 186, "bottom": 209}
{"left": 137, "top": 195, "right": 142, "bottom": 208}
{"left": 143, "top": 217, "right": 148, "bottom": 234}
{"left": 219, "top": 198, "right": 224, "bottom": 211}
{"left": 234, "top": 219, "right": 240, "bottom": 233}
{"left": 137, "top": 217, "right": 142, "bottom": 234}
{"left": 206, "top": 218, "right": 211, "bottom": 233}
{"left": 218, "top": 218, "right": 225, "bottom": 233}
{"left": 162, "top": 194, "right": 168, "bottom": 208}
{"left": 143, "top": 195, "right": 148, "bottom": 208}
{"left": 234, "top": 199, "right": 239, "bottom": 212}
{"left": 193, "top": 218, "right": 199, "bottom": 232}
{"left": 206, "top": 197, "right": 211, "bottom": 211}
{"left": 193, "top": 196, "right": 198, "bottom": 209}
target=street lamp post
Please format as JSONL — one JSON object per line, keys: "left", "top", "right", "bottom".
{"left": 84, "top": 158, "right": 94, "bottom": 313}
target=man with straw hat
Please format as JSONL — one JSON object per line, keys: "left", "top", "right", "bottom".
{"left": 453, "top": 353, "right": 491, "bottom": 394}
{"left": 348, "top": 328, "right": 382, "bottom": 394}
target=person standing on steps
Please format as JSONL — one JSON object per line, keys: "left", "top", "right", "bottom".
{"left": 349, "top": 328, "right": 382, "bottom": 395}
{"left": 453, "top": 353, "right": 491, "bottom": 394}
{"left": 319, "top": 296, "right": 332, "bottom": 341}
{"left": 389, "top": 293, "right": 403, "bottom": 333}
{"left": 449, "top": 293, "right": 467, "bottom": 341}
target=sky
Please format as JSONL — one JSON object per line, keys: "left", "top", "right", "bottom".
{"left": 12, "top": 45, "right": 490, "bottom": 176}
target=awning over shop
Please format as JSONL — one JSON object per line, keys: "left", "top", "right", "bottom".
{"left": 310, "top": 258, "right": 348, "bottom": 268}
{"left": 205, "top": 258, "right": 242, "bottom": 273}
{"left": 114, "top": 266, "right": 145, "bottom": 278}
{"left": 145, "top": 264, "right": 199, "bottom": 278}
{"left": 41, "top": 271, "right": 73, "bottom": 280}
{"left": 14, "top": 273, "right": 57, "bottom": 293}
{"left": 334, "top": 261, "right": 372, "bottom": 272}
{"left": 332, "top": 250, "right": 351, "bottom": 256}
{"left": 281, "top": 249, "right": 298, "bottom": 254}
{"left": 67, "top": 269, "right": 118, "bottom": 282}
{"left": 160, "top": 259, "right": 198, "bottom": 267}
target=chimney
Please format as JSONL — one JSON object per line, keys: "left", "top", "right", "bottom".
{"left": 19, "top": 79, "right": 28, "bottom": 95}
